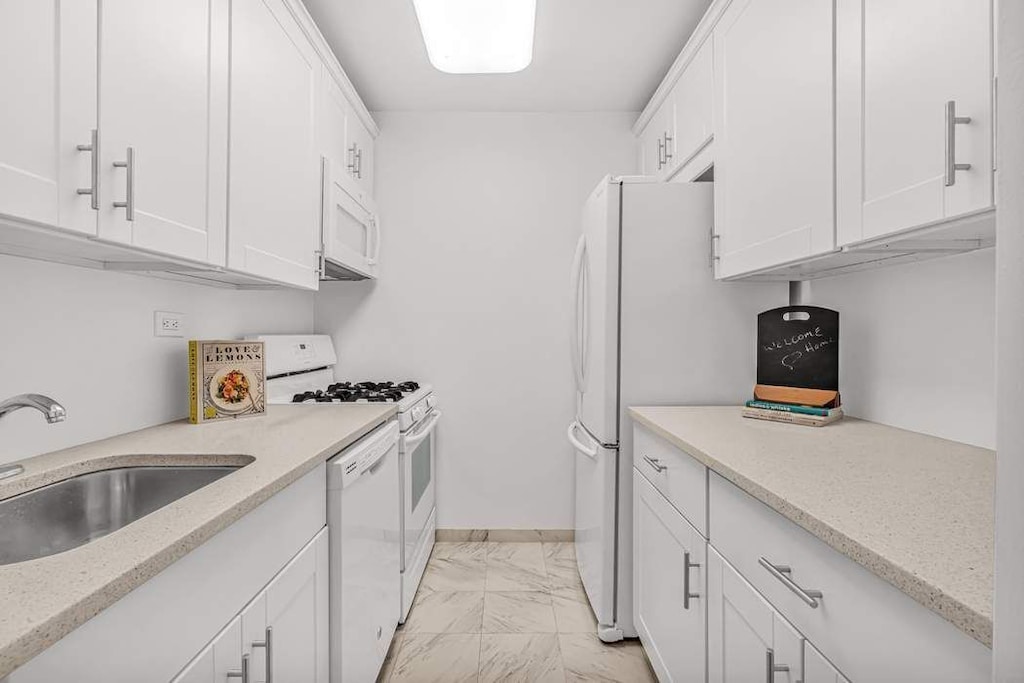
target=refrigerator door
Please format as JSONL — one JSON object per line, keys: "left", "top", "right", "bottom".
{"left": 567, "top": 420, "right": 616, "bottom": 629}
{"left": 574, "top": 178, "right": 621, "bottom": 445}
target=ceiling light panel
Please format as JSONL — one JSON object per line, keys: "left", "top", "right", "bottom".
{"left": 412, "top": 0, "right": 537, "bottom": 74}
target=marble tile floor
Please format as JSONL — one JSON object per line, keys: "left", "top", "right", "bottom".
{"left": 378, "top": 541, "right": 656, "bottom": 683}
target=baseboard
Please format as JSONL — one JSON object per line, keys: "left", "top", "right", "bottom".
{"left": 435, "top": 528, "right": 575, "bottom": 543}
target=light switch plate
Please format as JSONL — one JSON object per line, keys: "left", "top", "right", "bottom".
{"left": 154, "top": 311, "right": 185, "bottom": 337}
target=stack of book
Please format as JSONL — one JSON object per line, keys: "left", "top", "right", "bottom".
{"left": 742, "top": 399, "right": 843, "bottom": 427}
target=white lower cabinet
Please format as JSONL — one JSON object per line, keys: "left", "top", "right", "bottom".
{"left": 10, "top": 466, "right": 327, "bottom": 683}
{"left": 172, "top": 616, "right": 244, "bottom": 683}
{"left": 707, "top": 547, "right": 808, "bottom": 683}
{"left": 633, "top": 472, "right": 705, "bottom": 682}
{"left": 803, "top": 641, "right": 850, "bottom": 683}
{"left": 631, "top": 422, "right": 990, "bottom": 683}
{"left": 175, "top": 527, "right": 330, "bottom": 683}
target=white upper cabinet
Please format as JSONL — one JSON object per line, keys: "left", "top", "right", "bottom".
{"left": 227, "top": 0, "right": 320, "bottom": 290}
{"left": 669, "top": 37, "right": 714, "bottom": 173}
{"left": 0, "top": 0, "right": 97, "bottom": 235}
{"left": 346, "top": 113, "right": 376, "bottom": 198}
{"left": 639, "top": 101, "right": 675, "bottom": 177}
{"left": 835, "top": 0, "right": 994, "bottom": 246}
{"left": 713, "top": 0, "right": 835, "bottom": 279}
{"left": 97, "top": 0, "right": 228, "bottom": 264}
{"left": 319, "top": 66, "right": 375, "bottom": 205}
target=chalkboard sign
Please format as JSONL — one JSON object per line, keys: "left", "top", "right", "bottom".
{"left": 756, "top": 306, "right": 839, "bottom": 391}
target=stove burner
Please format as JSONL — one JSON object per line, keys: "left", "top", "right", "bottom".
{"left": 292, "top": 380, "right": 421, "bottom": 405}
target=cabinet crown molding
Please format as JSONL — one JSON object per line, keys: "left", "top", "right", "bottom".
{"left": 632, "top": 0, "right": 730, "bottom": 136}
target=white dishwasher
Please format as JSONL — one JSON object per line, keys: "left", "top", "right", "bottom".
{"left": 327, "top": 420, "right": 400, "bottom": 683}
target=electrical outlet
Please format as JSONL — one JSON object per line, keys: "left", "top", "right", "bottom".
{"left": 154, "top": 311, "right": 185, "bottom": 338}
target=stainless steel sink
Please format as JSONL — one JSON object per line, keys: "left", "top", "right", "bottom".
{"left": 0, "top": 465, "right": 241, "bottom": 565}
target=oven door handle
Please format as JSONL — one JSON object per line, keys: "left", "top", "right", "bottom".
{"left": 404, "top": 409, "right": 442, "bottom": 448}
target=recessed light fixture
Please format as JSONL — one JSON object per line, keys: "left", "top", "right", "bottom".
{"left": 412, "top": 0, "right": 537, "bottom": 74}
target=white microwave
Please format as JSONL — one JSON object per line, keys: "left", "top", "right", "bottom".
{"left": 320, "top": 156, "right": 380, "bottom": 280}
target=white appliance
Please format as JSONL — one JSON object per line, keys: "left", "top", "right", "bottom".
{"left": 398, "top": 391, "right": 441, "bottom": 622}
{"left": 567, "top": 177, "right": 784, "bottom": 642}
{"left": 253, "top": 334, "right": 441, "bottom": 627}
{"left": 320, "top": 156, "right": 381, "bottom": 281}
{"left": 327, "top": 421, "right": 400, "bottom": 683}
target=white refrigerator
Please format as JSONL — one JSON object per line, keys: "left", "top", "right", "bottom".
{"left": 567, "top": 176, "right": 785, "bottom": 641}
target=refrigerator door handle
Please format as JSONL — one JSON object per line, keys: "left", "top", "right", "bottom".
{"left": 567, "top": 420, "right": 598, "bottom": 459}
{"left": 570, "top": 234, "right": 587, "bottom": 393}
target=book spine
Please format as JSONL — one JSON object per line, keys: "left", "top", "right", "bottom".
{"left": 188, "top": 340, "right": 199, "bottom": 424}
{"left": 742, "top": 407, "right": 828, "bottom": 427}
{"left": 745, "top": 400, "right": 831, "bottom": 417}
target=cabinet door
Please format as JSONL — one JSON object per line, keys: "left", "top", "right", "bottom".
{"left": 171, "top": 616, "right": 244, "bottom": 683}
{"left": 0, "top": 0, "right": 96, "bottom": 234}
{"left": 772, "top": 613, "right": 803, "bottom": 683}
{"left": 319, "top": 67, "right": 350, "bottom": 175}
{"left": 634, "top": 473, "right": 706, "bottom": 682}
{"left": 836, "top": 0, "right": 993, "bottom": 246}
{"left": 713, "top": 0, "right": 835, "bottom": 278}
{"left": 708, "top": 547, "right": 773, "bottom": 682}
{"left": 671, "top": 38, "right": 714, "bottom": 170}
{"left": 639, "top": 103, "right": 672, "bottom": 177}
{"left": 265, "top": 528, "right": 329, "bottom": 683}
{"left": 97, "top": 0, "right": 228, "bottom": 263}
{"left": 803, "top": 641, "right": 850, "bottom": 683}
{"left": 228, "top": 0, "right": 320, "bottom": 289}
{"left": 240, "top": 594, "right": 269, "bottom": 683}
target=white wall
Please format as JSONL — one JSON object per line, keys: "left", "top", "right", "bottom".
{"left": 809, "top": 249, "right": 995, "bottom": 449}
{"left": 315, "top": 111, "right": 637, "bottom": 530}
{"left": 993, "top": 0, "right": 1024, "bottom": 676}
{"left": 0, "top": 255, "right": 314, "bottom": 463}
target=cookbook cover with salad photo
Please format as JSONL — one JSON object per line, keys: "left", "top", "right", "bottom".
{"left": 188, "top": 340, "right": 266, "bottom": 424}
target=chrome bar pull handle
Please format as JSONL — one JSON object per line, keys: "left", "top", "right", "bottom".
{"left": 642, "top": 455, "right": 666, "bottom": 473}
{"left": 710, "top": 227, "right": 721, "bottom": 269}
{"left": 251, "top": 626, "right": 272, "bottom": 683}
{"left": 759, "top": 556, "right": 823, "bottom": 608}
{"left": 227, "top": 653, "right": 250, "bottom": 683}
{"left": 945, "top": 100, "right": 972, "bottom": 187}
{"left": 663, "top": 131, "right": 673, "bottom": 163}
{"left": 355, "top": 149, "right": 363, "bottom": 179}
{"left": 347, "top": 144, "right": 358, "bottom": 175}
{"left": 683, "top": 551, "right": 701, "bottom": 610}
{"left": 656, "top": 138, "right": 664, "bottom": 170}
{"left": 766, "top": 649, "right": 790, "bottom": 682}
{"left": 112, "top": 146, "right": 135, "bottom": 221}
{"left": 76, "top": 129, "right": 99, "bottom": 210}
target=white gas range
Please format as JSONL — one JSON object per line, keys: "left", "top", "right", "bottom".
{"left": 253, "top": 334, "right": 440, "bottom": 625}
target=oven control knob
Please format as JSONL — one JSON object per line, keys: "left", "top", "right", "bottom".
{"left": 426, "top": 395, "right": 437, "bottom": 409}
{"left": 412, "top": 405, "right": 426, "bottom": 422}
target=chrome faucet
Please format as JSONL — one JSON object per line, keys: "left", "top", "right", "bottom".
{"left": 0, "top": 394, "right": 66, "bottom": 481}
{"left": 0, "top": 394, "right": 67, "bottom": 424}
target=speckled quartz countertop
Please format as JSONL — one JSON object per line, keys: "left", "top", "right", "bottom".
{"left": 0, "top": 404, "right": 396, "bottom": 678}
{"left": 628, "top": 406, "right": 994, "bottom": 647}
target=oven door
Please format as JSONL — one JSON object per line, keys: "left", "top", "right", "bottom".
{"left": 401, "top": 409, "right": 441, "bottom": 569}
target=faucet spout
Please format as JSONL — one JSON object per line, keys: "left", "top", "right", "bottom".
{"left": 0, "top": 394, "right": 67, "bottom": 424}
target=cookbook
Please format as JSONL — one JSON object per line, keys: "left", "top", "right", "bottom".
{"left": 188, "top": 340, "right": 266, "bottom": 424}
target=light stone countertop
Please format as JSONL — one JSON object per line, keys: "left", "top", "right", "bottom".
{"left": 628, "top": 406, "right": 994, "bottom": 647}
{"left": 0, "top": 403, "right": 396, "bottom": 678}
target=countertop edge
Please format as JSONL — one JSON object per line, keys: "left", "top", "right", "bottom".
{"left": 627, "top": 407, "right": 993, "bottom": 648}
{"left": 0, "top": 406, "right": 397, "bottom": 678}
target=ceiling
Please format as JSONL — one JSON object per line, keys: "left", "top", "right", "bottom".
{"left": 303, "top": 0, "right": 712, "bottom": 112}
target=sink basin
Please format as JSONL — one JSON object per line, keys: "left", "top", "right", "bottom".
{"left": 0, "top": 465, "right": 241, "bottom": 565}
